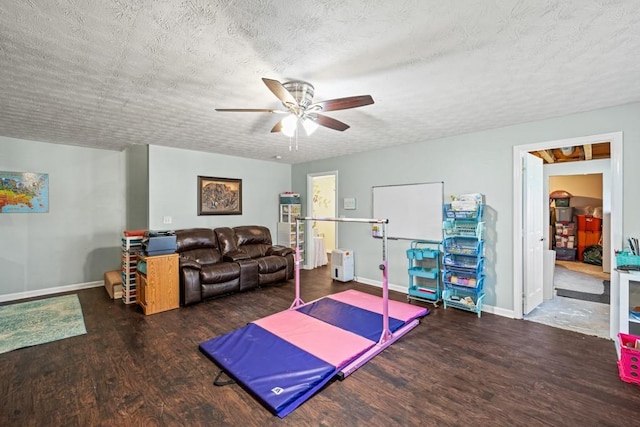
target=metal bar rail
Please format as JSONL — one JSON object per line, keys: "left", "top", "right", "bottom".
{"left": 289, "top": 216, "right": 420, "bottom": 379}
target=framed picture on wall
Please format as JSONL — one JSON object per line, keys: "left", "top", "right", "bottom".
{"left": 197, "top": 176, "right": 242, "bottom": 215}
{"left": 0, "top": 171, "right": 49, "bottom": 213}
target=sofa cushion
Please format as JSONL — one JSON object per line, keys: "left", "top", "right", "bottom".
{"left": 185, "top": 248, "right": 222, "bottom": 266}
{"left": 200, "top": 262, "right": 241, "bottom": 284}
{"left": 242, "top": 243, "right": 269, "bottom": 258}
{"left": 234, "top": 225, "right": 273, "bottom": 245}
{"left": 175, "top": 228, "right": 222, "bottom": 265}
{"left": 214, "top": 227, "right": 238, "bottom": 254}
{"left": 256, "top": 255, "right": 288, "bottom": 274}
{"left": 175, "top": 228, "right": 218, "bottom": 251}
{"left": 234, "top": 226, "right": 273, "bottom": 258}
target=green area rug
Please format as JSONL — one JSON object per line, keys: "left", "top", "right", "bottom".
{"left": 0, "top": 294, "right": 87, "bottom": 354}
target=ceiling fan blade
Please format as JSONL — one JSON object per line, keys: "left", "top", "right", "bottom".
{"left": 262, "top": 78, "right": 298, "bottom": 107}
{"left": 308, "top": 95, "right": 374, "bottom": 112}
{"left": 312, "top": 114, "right": 350, "bottom": 131}
{"left": 215, "top": 108, "right": 283, "bottom": 113}
{"left": 270, "top": 119, "right": 284, "bottom": 133}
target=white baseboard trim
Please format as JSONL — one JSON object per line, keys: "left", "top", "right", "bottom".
{"left": 354, "top": 276, "right": 408, "bottom": 295}
{"left": 0, "top": 281, "right": 103, "bottom": 303}
{"left": 355, "top": 276, "right": 516, "bottom": 319}
{"left": 479, "top": 304, "right": 515, "bottom": 318}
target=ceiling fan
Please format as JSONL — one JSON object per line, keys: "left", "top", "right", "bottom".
{"left": 215, "top": 78, "right": 374, "bottom": 136}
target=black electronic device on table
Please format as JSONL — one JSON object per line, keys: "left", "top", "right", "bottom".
{"left": 142, "top": 230, "right": 176, "bottom": 256}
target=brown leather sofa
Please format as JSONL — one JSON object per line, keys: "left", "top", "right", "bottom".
{"left": 175, "top": 226, "right": 294, "bottom": 306}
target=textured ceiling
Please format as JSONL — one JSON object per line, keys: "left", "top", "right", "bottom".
{"left": 1, "top": 1, "right": 640, "bottom": 164}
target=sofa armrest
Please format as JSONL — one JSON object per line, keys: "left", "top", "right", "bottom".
{"left": 180, "top": 268, "right": 202, "bottom": 306}
{"left": 268, "top": 245, "right": 294, "bottom": 257}
{"left": 223, "top": 250, "right": 251, "bottom": 262}
{"left": 179, "top": 257, "right": 202, "bottom": 270}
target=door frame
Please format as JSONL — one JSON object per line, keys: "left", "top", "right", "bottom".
{"left": 305, "top": 171, "right": 338, "bottom": 270}
{"left": 512, "top": 132, "right": 623, "bottom": 339}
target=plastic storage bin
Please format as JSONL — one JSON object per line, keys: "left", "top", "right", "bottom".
{"left": 617, "top": 333, "right": 640, "bottom": 385}
{"left": 279, "top": 193, "right": 301, "bottom": 204}
{"left": 442, "top": 288, "right": 485, "bottom": 318}
{"left": 553, "top": 197, "right": 570, "bottom": 207}
{"left": 408, "top": 266, "right": 439, "bottom": 279}
{"left": 443, "top": 203, "right": 483, "bottom": 219}
{"left": 616, "top": 252, "right": 640, "bottom": 269}
{"left": 443, "top": 270, "right": 485, "bottom": 289}
{"left": 555, "top": 247, "right": 576, "bottom": 261}
{"left": 443, "top": 238, "right": 483, "bottom": 257}
{"left": 443, "top": 254, "right": 484, "bottom": 273}
{"left": 555, "top": 207, "right": 574, "bottom": 222}
{"left": 585, "top": 216, "right": 602, "bottom": 231}
{"left": 584, "top": 231, "right": 601, "bottom": 246}
{"left": 406, "top": 247, "right": 439, "bottom": 261}
{"left": 443, "top": 220, "right": 484, "bottom": 238}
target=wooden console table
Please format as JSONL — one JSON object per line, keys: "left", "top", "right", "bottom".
{"left": 136, "top": 253, "right": 179, "bottom": 315}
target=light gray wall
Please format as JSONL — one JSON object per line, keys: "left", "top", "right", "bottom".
{"left": 0, "top": 136, "right": 125, "bottom": 298}
{"left": 4, "top": 102, "right": 639, "bottom": 306}
{"left": 292, "top": 102, "right": 640, "bottom": 312}
{"left": 0, "top": 140, "right": 289, "bottom": 300}
{"left": 125, "top": 145, "right": 149, "bottom": 230}
{"left": 147, "top": 145, "right": 291, "bottom": 235}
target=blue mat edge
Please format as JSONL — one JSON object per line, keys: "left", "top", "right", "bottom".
{"left": 199, "top": 323, "right": 339, "bottom": 417}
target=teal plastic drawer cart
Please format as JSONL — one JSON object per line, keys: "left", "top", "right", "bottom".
{"left": 442, "top": 200, "right": 486, "bottom": 317}
{"left": 406, "top": 240, "right": 442, "bottom": 306}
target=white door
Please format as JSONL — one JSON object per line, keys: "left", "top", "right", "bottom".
{"left": 523, "top": 153, "right": 545, "bottom": 314}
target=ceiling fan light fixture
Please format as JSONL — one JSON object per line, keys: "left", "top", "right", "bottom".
{"left": 282, "top": 81, "right": 314, "bottom": 108}
{"left": 560, "top": 146, "right": 575, "bottom": 155}
{"left": 281, "top": 114, "right": 298, "bottom": 137}
{"left": 302, "top": 118, "right": 319, "bottom": 136}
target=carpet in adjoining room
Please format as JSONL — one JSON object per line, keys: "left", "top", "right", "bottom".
{"left": 0, "top": 294, "right": 87, "bottom": 354}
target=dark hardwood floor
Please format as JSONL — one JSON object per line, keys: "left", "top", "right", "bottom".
{"left": 2, "top": 266, "right": 639, "bottom": 426}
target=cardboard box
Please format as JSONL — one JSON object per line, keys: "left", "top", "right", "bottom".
{"left": 104, "top": 270, "right": 123, "bottom": 299}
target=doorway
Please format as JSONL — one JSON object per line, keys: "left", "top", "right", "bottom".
{"left": 512, "top": 132, "right": 623, "bottom": 340}
{"left": 305, "top": 172, "right": 337, "bottom": 270}
{"left": 526, "top": 168, "right": 610, "bottom": 338}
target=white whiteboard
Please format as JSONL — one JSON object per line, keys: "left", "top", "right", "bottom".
{"left": 372, "top": 182, "right": 443, "bottom": 241}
